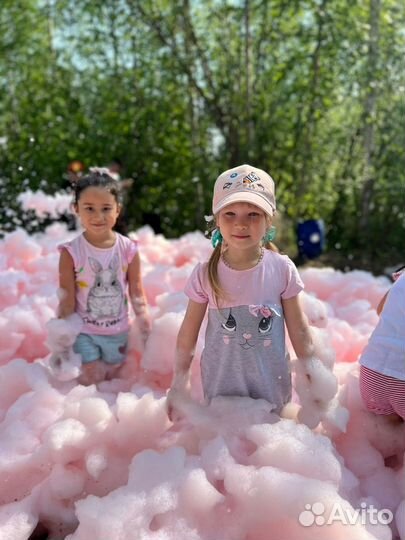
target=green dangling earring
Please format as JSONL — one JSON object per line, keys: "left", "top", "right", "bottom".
{"left": 211, "top": 229, "right": 223, "bottom": 248}
{"left": 263, "top": 226, "right": 276, "bottom": 243}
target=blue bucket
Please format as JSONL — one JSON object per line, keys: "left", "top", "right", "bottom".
{"left": 296, "top": 219, "right": 325, "bottom": 260}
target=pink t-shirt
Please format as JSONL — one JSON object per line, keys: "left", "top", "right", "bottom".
{"left": 58, "top": 233, "right": 138, "bottom": 336}
{"left": 185, "top": 249, "right": 303, "bottom": 308}
{"left": 184, "top": 250, "right": 304, "bottom": 413}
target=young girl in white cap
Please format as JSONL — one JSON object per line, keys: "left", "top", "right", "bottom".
{"left": 167, "top": 164, "right": 315, "bottom": 418}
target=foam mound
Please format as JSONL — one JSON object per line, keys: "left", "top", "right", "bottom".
{"left": 0, "top": 197, "right": 403, "bottom": 540}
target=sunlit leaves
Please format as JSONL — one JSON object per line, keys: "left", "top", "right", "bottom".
{"left": 0, "top": 0, "right": 404, "bottom": 269}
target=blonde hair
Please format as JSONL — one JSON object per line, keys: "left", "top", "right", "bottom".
{"left": 207, "top": 215, "right": 278, "bottom": 306}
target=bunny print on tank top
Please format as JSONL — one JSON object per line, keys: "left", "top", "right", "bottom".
{"left": 87, "top": 255, "right": 124, "bottom": 319}
{"left": 58, "top": 233, "right": 138, "bottom": 335}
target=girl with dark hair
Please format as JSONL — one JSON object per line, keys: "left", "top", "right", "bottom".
{"left": 57, "top": 169, "right": 150, "bottom": 385}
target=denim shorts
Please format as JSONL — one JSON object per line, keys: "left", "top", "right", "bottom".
{"left": 73, "top": 332, "right": 128, "bottom": 365}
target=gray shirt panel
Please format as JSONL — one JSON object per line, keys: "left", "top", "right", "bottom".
{"left": 201, "top": 304, "right": 291, "bottom": 413}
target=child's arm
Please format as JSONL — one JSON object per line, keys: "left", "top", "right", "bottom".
{"left": 378, "top": 267, "right": 405, "bottom": 314}
{"left": 167, "top": 299, "right": 207, "bottom": 419}
{"left": 58, "top": 249, "right": 76, "bottom": 318}
{"left": 282, "top": 293, "right": 314, "bottom": 359}
{"left": 376, "top": 291, "right": 389, "bottom": 315}
{"left": 128, "top": 251, "right": 151, "bottom": 344}
{"left": 284, "top": 293, "right": 339, "bottom": 428}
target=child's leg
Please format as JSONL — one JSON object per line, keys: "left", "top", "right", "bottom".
{"left": 385, "top": 413, "right": 403, "bottom": 424}
{"left": 74, "top": 333, "right": 105, "bottom": 386}
{"left": 97, "top": 332, "right": 129, "bottom": 381}
{"left": 78, "top": 361, "right": 108, "bottom": 385}
{"left": 388, "top": 382, "right": 405, "bottom": 422}
{"left": 104, "top": 363, "right": 122, "bottom": 380}
{"left": 360, "top": 365, "right": 405, "bottom": 421}
{"left": 73, "top": 332, "right": 128, "bottom": 384}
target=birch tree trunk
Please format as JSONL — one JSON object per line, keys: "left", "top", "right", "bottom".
{"left": 359, "top": 0, "right": 381, "bottom": 235}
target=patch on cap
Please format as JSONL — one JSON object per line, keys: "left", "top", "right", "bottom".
{"left": 212, "top": 164, "right": 276, "bottom": 216}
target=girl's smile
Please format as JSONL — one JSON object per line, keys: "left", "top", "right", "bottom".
{"left": 217, "top": 202, "right": 269, "bottom": 270}
{"left": 218, "top": 201, "right": 267, "bottom": 242}
{"left": 75, "top": 186, "right": 120, "bottom": 245}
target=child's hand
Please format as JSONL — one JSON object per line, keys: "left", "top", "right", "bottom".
{"left": 49, "top": 349, "right": 69, "bottom": 369}
{"left": 49, "top": 348, "right": 82, "bottom": 382}
{"left": 296, "top": 357, "right": 337, "bottom": 400}
{"left": 136, "top": 312, "right": 151, "bottom": 346}
{"left": 166, "top": 388, "right": 178, "bottom": 421}
{"left": 166, "top": 372, "right": 192, "bottom": 422}
{"left": 294, "top": 356, "right": 338, "bottom": 428}
{"left": 46, "top": 314, "right": 83, "bottom": 353}
{"left": 166, "top": 387, "right": 190, "bottom": 422}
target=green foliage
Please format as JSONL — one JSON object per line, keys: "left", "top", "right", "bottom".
{"left": 0, "top": 0, "right": 404, "bottom": 272}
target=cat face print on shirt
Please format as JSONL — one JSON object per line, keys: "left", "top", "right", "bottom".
{"left": 219, "top": 304, "right": 281, "bottom": 350}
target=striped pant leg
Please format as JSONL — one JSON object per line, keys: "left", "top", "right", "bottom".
{"left": 359, "top": 365, "right": 395, "bottom": 415}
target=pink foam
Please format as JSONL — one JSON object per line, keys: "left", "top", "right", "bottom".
{"left": 0, "top": 192, "right": 402, "bottom": 539}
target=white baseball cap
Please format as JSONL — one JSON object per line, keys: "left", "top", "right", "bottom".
{"left": 212, "top": 164, "right": 276, "bottom": 217}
